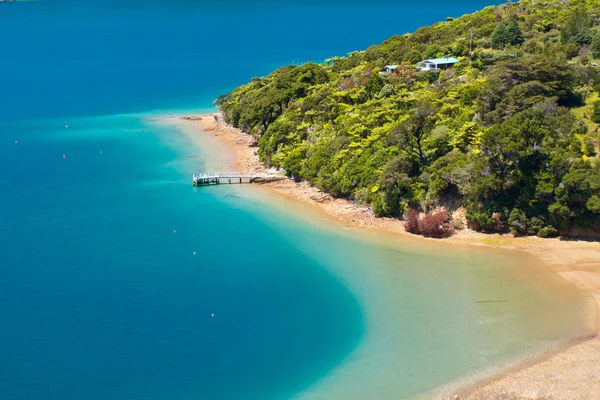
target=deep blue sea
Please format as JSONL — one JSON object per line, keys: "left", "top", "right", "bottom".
{"left": 3, "top": 1, "right": 592, "bottom": 400}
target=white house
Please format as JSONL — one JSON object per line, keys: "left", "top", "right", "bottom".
{"left": 416, "top": 57, "right": 460, "bottom": 71}
{"left": 378, "top": 64, "right": 399, "bottom": 76}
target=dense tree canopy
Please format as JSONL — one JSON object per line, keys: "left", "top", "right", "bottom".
{"left": 491, "top": 17, "right": 524, "bottom": 49}
{"left": 217, "top": 0, "right": 600, "bottom": 237}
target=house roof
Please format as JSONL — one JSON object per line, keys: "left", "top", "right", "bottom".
{"left": 421, "top": 57, "right": 460, "bottom": 65}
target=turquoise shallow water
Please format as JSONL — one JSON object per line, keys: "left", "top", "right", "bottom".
{"left": 0, "top": 1, "right": 593, "bottom": 400}
{"left": 172, "top": 124, "right": 593, "bottom": 399}
{"left": 1, "top": 115, "right": 364, "bottom": 400}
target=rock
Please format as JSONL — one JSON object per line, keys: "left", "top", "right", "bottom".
{"left": 310, "top": 194, "right": 331, "bottom": 203}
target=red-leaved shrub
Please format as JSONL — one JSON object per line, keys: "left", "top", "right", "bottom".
{"left": 404, "top": 209, "right": 454, "bottom": 238}
{"left": 419, "top": 210, "right": 454, "bottom": 238}
{"left": 404, "top": 209, "right": 421, "bottom": 234}
{"left": 338, "top": 77, "right": 355, "bottom": 91}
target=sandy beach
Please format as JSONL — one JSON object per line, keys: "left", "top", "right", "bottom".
{"left": 164, "top": 113, "right": 600, "bottom": 400}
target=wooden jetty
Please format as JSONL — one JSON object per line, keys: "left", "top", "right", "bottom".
{"left": 193, "top": 172, "right": 284, "bottom": 186}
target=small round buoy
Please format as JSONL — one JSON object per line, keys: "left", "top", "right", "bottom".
{"left": 173, "top": 229, "right": 177, "bottom": 234}
{"left": 211, "top": 313, "right": 214, "bottom": 318}
{"left": 63, "top": 154, "right": 66, "bottom": 159}
{"left": 100, "top": 150, "right": 103, "bottom": 154}
{"left": 65, "top": 125, "right": 69, "bottom": 129}
{"left": 14, "top": 140, "right": 18, "bottom": 145}
{"left": 193, "top": 251, "right": 196, "bottom": 256}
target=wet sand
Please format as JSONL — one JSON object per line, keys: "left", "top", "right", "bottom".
{"left": 160, "top": 113, "right": 600, "bottom": 400}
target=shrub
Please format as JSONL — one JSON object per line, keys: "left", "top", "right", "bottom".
{"left": 537, "top": 226, "right": 558, "bottom": 238}
{"left": 404, "top": 209, "right": 421, "bottom": 234}
{"left": 468, "top": 210, "right": 499, "bottom": 232}
{"left": 491, "top": 18, "right": 524, "bottom": 49}
{"left": 528, "top": 216, "right": 546, "bottom": 235}
{"left": 404, "top": 209, "right": 454, "bottom": 237}
{"left": 404, "top": 49, "right": 423, "bottom": 64}
{"left": 592, "top": 30, "right": 600, "bottom": 58}
{"left": 572, "top": 119, "right": 588, "bottom": 135}
{"left": 372, "top": 194, "right": 388, "bottom": 217}
{"left": 379, "top": 83, "right": 395, "bottom": 98}
{"left": 586, "top": 195, "right": 600, "bottom": 213}
{"left": 419, "top": 210, "right": 454, "bottom": 238}
{"left": 583, "top": 137, "right": 597, "bottom": 157}
{"left": 592, "top": 101, "right": 600, "bottom": 123}
{"left": 338, "top": 77, "right": 355, "bottom": 91}
{"left": 420, "top": 70, "right": 441, "bottom": 83}
{"left": 548, "top": 202, "right": 573, "bottom": 228}
{"left": 508, "top": 208, "right": 528, "bottom": 236}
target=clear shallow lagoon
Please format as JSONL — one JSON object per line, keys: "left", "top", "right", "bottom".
{"left": 0, "top": 1, "right": 593, "bottom": 400}
{"left": 171, "top": 122, "right": 593, "bottom": 399}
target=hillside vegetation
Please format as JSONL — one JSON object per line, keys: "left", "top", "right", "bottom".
{"left": 216, "top": 0, "right": 600, "bottom": 237}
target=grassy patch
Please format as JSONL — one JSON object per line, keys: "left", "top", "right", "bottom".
{"left": 572, "top": 91, "right": 599, "bottom": 133}
{"left": 477, "top": 237, "right": 515, "bottom": 246}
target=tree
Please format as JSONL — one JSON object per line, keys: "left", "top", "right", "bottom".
{"left": 508, "top": 208, "right": 528, "bottom": 235}
{"left": 491, "top": 18, "right": 524, "bottom": 49}
{"left": 583, "top": 137, "right": 597, "bottom": 157}
{"left": 561, "top": 6, "right": 591, "bottom": 45}
{"left": 217, "top": 1, "right": 600, "bottom": 234}
{"left": 491, "top": 21, "right": 507, "bottom": 49}
{"left": 405, "top": 49, "right": 423, "bottom": 64}
{"left": 591, "top": 30, "right": 600, "bottom": 58}
{"left": 479, "top": 56, "right": 576, "bottom": 124}
{"left": 388, "top": 102, "right": 438, "bottom": 167}
{"left": 593, "top": 100, "right": 600, "bottom": 123}
{"left": 423, "top": 44, "right": 442, "bottom": 59}
{"left": 365, "top": 73, "right": 384, "bottom": 99}
{"left": 587, "top": 195, "right": 600, "bottom": 213}
{"left": 379, "top": 83, "right": 395, "bottom": 98}
{"left": 452, "top": 42, "right": 466, "bottom": 57}
{"left": 505, "top": 18, "right": 524, "bottom": 47}
{"left": 376, "top": 155, "right": 414, "bottom": 216}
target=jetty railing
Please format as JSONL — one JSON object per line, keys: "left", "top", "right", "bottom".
{"left": 192, "top": 172, "right": 285, "bottom": 186}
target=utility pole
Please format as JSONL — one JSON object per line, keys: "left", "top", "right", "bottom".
{"left": 469, "top": 28, "right": 473, "bottom": 54}
{"left": 469, "top": 28, "right": 474, "bottom": 67}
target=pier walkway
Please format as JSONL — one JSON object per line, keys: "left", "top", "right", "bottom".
{"left": 193, "top": 172, "right": 284, "bottom": 186}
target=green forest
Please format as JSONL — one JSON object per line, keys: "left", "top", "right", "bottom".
{"left": 216, "top": 0, "right": 600, "bottom": 238}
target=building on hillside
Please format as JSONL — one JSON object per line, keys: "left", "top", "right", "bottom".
{"left": 378, "top": 64, "right": 399, "bottom": 76}
{"left": 416, "top": 57, "right": 460, "bottom": 71}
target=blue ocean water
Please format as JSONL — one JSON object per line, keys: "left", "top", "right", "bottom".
{"left": 4, "top": 1, "right": 590, "bottom": 400}
{"left": 1, "top": 114, "right": 366, "bottom": 400}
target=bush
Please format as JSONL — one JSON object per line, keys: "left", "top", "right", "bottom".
{"left": 491, "top": 18, "right": 524, "bottom": 49}
{"left": 528, "top": 216, "right": 546, "bottom": 235}
{"left": 592, "top": 30, "right": 600, "bottom": 58}
{"left": 419, "top": 210, "right": 454, "bottom": 238}
{"left": 592, "top": 101, "right": 600, "bottom": 124}
{"left": 405, "top": 209, "right": 454, "bottom": 238}
{"left": 508, "top": 208, "right": 528, "bottom": 236}
{"left": 584, "top": 137, "right": 597, "bottom": 157}
{"left": 468, "top": 210, "right": 499, "bottom": 232}
{"left": 537, "top": 226, "right": 558, "bottom": 238}
{"left": 404, "top": 209, "right": 421, "bottom": 234}
{"left": 379, "top": 83, "right": 395, "bottom": 98}
{"left": 423, "top": 70, "right": 441, "bottom": 83}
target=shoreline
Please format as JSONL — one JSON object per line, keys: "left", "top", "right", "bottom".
{"left": 163, "top": 113, "right": 600, "bottom": 399}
